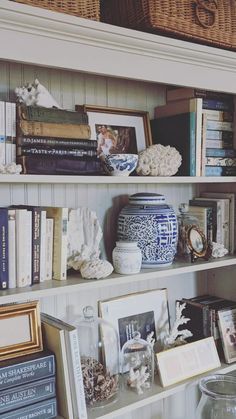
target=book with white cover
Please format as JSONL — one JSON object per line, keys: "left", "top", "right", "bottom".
{"left": 45, "top": 218, "right": 53, "bottom": 281}
{"left": 201, "top": 192, "right": 234, "bottom": 254}
{"left": 44, "top": 207, "right": 68, "bottom": 281}
{"left": 40, "top": 210, "right": 47, "bottom": 282}
{"left": 41, "top": 312, "right": 87, "bottom": 419}
{"left": 8, "top": 209, "right": 16, "bottom": 289}
{"left": 0, "top": 101, "right": 5, "bottom": 165}
{"left": 15, "top": 209, "right": 32, "bottom": 287}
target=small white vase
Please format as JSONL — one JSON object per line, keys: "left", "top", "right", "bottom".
{"left": 112, "top": 241, "right": 142, "bottom": 275}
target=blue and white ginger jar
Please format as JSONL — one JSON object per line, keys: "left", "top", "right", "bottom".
{"left": 117, "top": 193, "right": 178, "bottom": 268}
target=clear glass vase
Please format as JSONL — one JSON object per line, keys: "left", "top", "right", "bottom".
{"left": 196, "top": 374, "right": 236, "bottom": 419}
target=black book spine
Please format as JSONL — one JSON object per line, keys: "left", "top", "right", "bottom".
{"left": 17, "top": 135, "right": 97, "bottom": 149}
{"left": 17, "top": 146, "right": 98, "bottom": 158}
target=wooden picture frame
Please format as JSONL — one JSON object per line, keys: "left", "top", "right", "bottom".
{"left": 156, "top": 337, "right": 221, "bottom": 387}
{"left": 75, "top": 104, "right": 152, "bottom": 156}
{"left": 0, "top": 301, "right": 43, "bottom": 360}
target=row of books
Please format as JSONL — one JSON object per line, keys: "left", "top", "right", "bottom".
{"left": 0, "top": 350, "right": 57, "bottom": 419}
{"left": 152, "top": 87, "right": 236, "bottom": 176}
{"left": 188, "top": 191, "right": 235, "bottom": 253}
{"left": 178, "top": 294, "right": 236, "bottom": 364}
{"left": 16, "top": 104, "right": 102, "bottom": 175}
{"left": 0, "top": 205, "right": 69, "bottom": 290}
{"left": 0, "top": 101, "right": 16, "bottom": 165}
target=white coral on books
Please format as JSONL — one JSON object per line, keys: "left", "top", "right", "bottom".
{"left": 136, "top": 144, "right": 182, "bottom": 176}
{"left": 164, "top": 302, "right": 193, "bottom": 349}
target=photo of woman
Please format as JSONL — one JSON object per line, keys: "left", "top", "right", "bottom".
{"left": 95, "top": 124, "right": 138, "bottom": 156}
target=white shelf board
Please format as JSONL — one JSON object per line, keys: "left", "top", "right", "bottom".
{"left": 89, "top": 362, "right": 236, "bottom": 419}
{"left": 0, "top": 256, "right": 235, "bottom": 304}
{"left": 0, "top": 175, "right": 235, "bottom": 184}
{"left": 1, "top": 0, "right": 236, "bottom": 92}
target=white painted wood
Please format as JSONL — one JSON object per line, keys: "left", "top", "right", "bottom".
{"left": 1, "top": 1, "right": 236, "bottom": 92}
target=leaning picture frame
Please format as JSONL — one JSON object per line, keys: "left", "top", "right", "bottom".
{"left": 0, "top": 301, "right": 43, "bottom": 360}
{"left": 218, "top": 307, "right": 236, "bottom": 363}
{"left": 75, "top": 104, "right": 152, "bottom": 155}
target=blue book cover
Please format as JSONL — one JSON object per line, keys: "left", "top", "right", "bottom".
{"left": 205, "top": 166, "right": 236, "bottom": 176}
{"left": 203, "top": 98, "right": 234, "bottom": 111}
{"left": 4, "top": 398, "right": 57, "bottom": 419}
{"left": 0, "top": 351, "right": 55, "bottom": 391}
{"left": 0, "top": 207, "right": 8, "bottom": 289}
{"left": 206, "top": 148, "right": 236, "bottom": 158}
{"left": 0, "top": 376, "right": 56, "bottom": 414}
{"left": 151, "top": 112, "right": 196, "bottom": 176}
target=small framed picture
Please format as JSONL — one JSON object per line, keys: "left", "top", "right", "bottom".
{"left": 75, "top": 104, "right": 152, "bottom": 156}
{"left": 218, "top": 307, "right": 236, "bottom": 363}
{"left": 156, "top": 337, "right": 221, "bottom": 387}
{"left": 0, "top": 301, "right": 43, "bottom": 360}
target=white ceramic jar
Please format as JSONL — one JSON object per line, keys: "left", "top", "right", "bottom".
{"left": 112, "top": 241, "right": 142, "bottom": 274}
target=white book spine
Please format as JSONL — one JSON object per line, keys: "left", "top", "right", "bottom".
{"left": 40, "top": 210, "right": 47, "bottom": 282}
{"left": 65, "top": 329, "right": 87, "bottom": 419}
{"left": 16, "top": 209, "right": 32, "bottom": 287}
{"left": 25, "top": 210, "right": 32, "bottom": 286}
{"left": 8, "top": 209, "right": 16, "bottom": 289}
{"left": 0, "top": 101, "right": 5, "bottom": 165}
{"left": 11, "top": 102, "right": 16, "bottom": 163}
{"left": 5, "top": 102, "right": 12, "bottom": 165}
{"left": 45, "top": 218, "right": 53, "bottom": 281}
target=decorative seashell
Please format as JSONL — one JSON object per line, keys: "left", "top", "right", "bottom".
{"left": 136, "top": 144, "right": 182, "bottom": 176}
{"left": 80, "top": 259, "right": 113, "bottom": 280}
{"left": 67, "top": 207, "right": 103, "bottom": 270}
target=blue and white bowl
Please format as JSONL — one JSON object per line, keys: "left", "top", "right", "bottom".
{"left": 101, "top": 153, "right": 138, "bottom": 176}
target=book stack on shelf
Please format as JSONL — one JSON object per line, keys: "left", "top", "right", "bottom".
{"left": 0, "top": 100, "right": 16, "bottom": 165}
{"left": 177, "top": 294, "right": 236, "bottom": 363}
{"left": 16, "top": 104, "right": 101, "bottom": 175}
{"left": 0, "top": 205, "right": 68, "bottom": 290}
{"left": 0, "top": 351, "right": 57, "bottom": 419}
{"left": 152, "top": 87, "right": 236, "bottom": 176}
{"left": 188, "top": 191, "right": 235, "bottom": 254}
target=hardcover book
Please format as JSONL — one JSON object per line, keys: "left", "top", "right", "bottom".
{"left": 0, "top": 351, "right": 55, "bottom": 390}
{"left": 206, "top": 148, "right": 236, "bottom": 157}
{"left": 0, "top": 208, "right": 8, "bottom": 289}
{"left": 3, "top": 398, "right": 57, "bottom": 419}
{"left": 205, "top": 166, "right": 236, "bottom": 176}
{"left": 0, "top": 376, "right": 56, "bottom": 414}
{"left": 17, "top": 103, "right": 89, "bottom": 125}
{"left": 0, "top": 101, "right": 6, "bottom": 165}
{"left": 166, "top": 87, "right": 234, "bottom": 104}
{"left": 41, "top": 313, "right": 87, "bottom": 419}
{"left": 17, "top": 146, "right": 98, "bottom": 158}
{"left": 18, "top": 120, "right": 91, "bottom": 140}
{"left": 17, "top": 135, "right": 97, "bottom": 149}
{"left": 151, "top": 112, "right": 197, "bottom": 176}
{"left": 189, "top": 199, "right": 217, "bottom": 242}
{"left": 8, "top": 209, "right": 16, "bottom": 289}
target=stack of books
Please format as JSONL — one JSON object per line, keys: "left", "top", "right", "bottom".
{"left": 152, "top": 87, "right": 236, "bottom": 176}
{"left": 0, "top": 205, "right": 68, "bottom": 290}
{"left": 16, "top": 104, "right": 101, "bottom": 175}
{"left": 0, "top": 351, "right": 57, "bottom": 418}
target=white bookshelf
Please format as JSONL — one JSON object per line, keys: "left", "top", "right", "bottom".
{"left": 0, "top": 1, "right": 236, "bottom": 418}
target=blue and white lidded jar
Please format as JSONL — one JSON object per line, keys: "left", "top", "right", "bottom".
{"left": 117, "top": 193, "right": 178, "bottom": 268}
{"left": 112, "top": 241, "right": 142, "bottom": 274}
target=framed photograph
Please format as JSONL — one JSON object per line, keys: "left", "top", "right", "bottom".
{"left": 218, "top": 307, "right": 236, "bottom": 363}
{"left": 99, "top": 288, "right": 170, "bottom": 373}
{"left": 76, "top": 104, "right": 152, "bottom": 156}
{"left": 156, "top": 337, "right": 221, "bottom": 387}
{"left": 0, "top": 301, "right": 43, "bottom": 360}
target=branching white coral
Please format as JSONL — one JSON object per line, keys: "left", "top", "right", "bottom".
{"left": 136, "top": 144, "right": 182, "bottom": 176}
{"left": 164, "top": 302, "right": 193, "bottom": 349}
{"left": 127, "top": 366, "right": 150, "bottom": 395}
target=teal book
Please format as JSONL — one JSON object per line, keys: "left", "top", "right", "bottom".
{"left": 151, "top": 112, "right": 196, "bottom": 176}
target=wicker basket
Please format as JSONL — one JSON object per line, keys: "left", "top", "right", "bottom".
{"left": 11, "top": 0, "right": 100, "bottom": 21}
{"left": 101, "top": 0, "right": 236, "bottom": 51}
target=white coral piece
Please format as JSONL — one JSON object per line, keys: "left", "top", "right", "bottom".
{"left": 0, "top": 163, "right": 22, "bottom": 174}
{"left": 136, "top": 144, "right": 182, "bottom": 176}
{"left": 80, "top": 259, "right": 113, "bottom": 279}
{"left": 15, "top": 78, "right": 61, "bottom": 108}
{"left": 127, "top": 366, "right": 150, "bottom": 395}
{"left": 212, "top": 242, "right": 228, "bottom": 258}
{"left": 164, "top": 302, "right": 193, "bottom": 349}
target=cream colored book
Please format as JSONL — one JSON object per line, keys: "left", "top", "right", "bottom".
{"left": 18, "top": 120, "right": 91, "bottom": 139}
{"left": 39, "top": 210, "right": 47, "bottom": 282}
{"left": 45, "top": 218, "right": 54, "bottom": 281}
{"left": 44, "top": 207, "right": 68, "bottom": 281}
{"left": 15, "top": 209, "right": 32, "bottom": 287}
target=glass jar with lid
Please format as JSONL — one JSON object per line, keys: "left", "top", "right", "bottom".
{"left": 196, "top": 374, "right": 236, "bottom": 418}
{"left": 121, "top": 331, "right": 154, "bottom": 396}
{"left": 71, "top": 306, "right": 120, "bottom": 409}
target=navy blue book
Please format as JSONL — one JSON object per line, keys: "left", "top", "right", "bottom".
{"left": 0, "top": 376, "right": 56, "bottom": 414}
{"left": 0, "top": 208, "right": 8, "bottom": 289}
{"left": 151, "top": 112, "right": 196, "bottom": 176}
{"left": 3, "top": 397, "right": 57, "bottom": 419}
{"left": 0, "top": 351, "right": 55, "bottom": 391}
{"left": 203, "top": 98, "right": 234, "bottom": 111}
{"left": 205, "top": 166, "right": 236, "bottom": 176}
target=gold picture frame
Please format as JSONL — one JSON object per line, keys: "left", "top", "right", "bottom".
{"left": 75, "top": 104, "right": 152, "bottom": 155}
{"left": 0, "top": 301, "right": 43, "bottom": 360}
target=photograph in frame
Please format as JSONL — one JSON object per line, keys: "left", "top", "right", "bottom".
{"left": 75, "top": 104, "right": 152, "bottom": 156}
{"left": 218, "top": 307, "right": 236, "bottom": 363}
{"left": 98, "top": 288, "right": 170, "bottom": 373}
